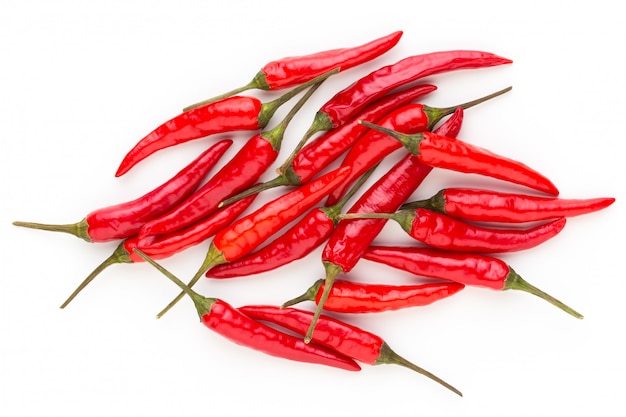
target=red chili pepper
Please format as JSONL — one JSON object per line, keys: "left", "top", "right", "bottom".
{"left": 183, "top": 31, "right": 403, "bottom": 111}
{"left": 276, "top": 50, "right": 512, "bottom": 174}
{"left": 360, "top": 120, "right": 560, "bottom": 196}
{"left": 157, "top": 166, "right": 352, "bottom": 318}
{"left": 13, "top": 140, "right": 232, "bottom": 243}
{"left": 218, "top": 83, "right": 437, "bottom": 207}
{"left": 281, "top": 278, "right": 464, "bottom": 313}
{"left": 138, "top": 78, "right": 325, "bottom": 239}
{"left": 58, "top": 193, "right": 258, "bottom": 309}
{"left": 325, "top": 86, "right": 511, "bottom": 205}
{"left": 362, "top": 245, "right": 583, "bottom": 319}
{"left": 401, "top": 188, "right": 615, "bottom": 223}
{"left": 115, "top": 69, "right": 338, "bottom": 177}
{"left": 238, "top": 305, "right": 462, "bottom": 396}
{"left": 134, "top": 251, "right": 362, "bottom": 372}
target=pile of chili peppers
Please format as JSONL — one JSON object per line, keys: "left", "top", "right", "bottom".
{"left": 14, "top": 31, "right": 615, "bottom": 397}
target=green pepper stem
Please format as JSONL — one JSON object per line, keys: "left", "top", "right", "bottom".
{"left": 304, "top": 263, "right": 342, "bottom": 343}
{"left": 281, "top": 279, "right": 324, "bottom": 308}
{"left": 13, "top": 219, "right": 91, "bottom": 242}
{"left": 182, "top": 78, "right": 261, "bottom": 112}
{"left": 358, "top": 120, "right": 422, "bottom": 155}
{"left": 218, "top": 175, "right": 291, "bottom": 208}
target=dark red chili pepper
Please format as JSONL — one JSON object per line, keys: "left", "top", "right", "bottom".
{"left": 13, "top": 140, "right": 232, "bottom": 243}
{"left": 138, "top": 78, "right": 325, "bottom": 239}
{"left": 183, "top": 31, "right": 403, "bottom": 111}
{"left": 157, "top": 166, "right": 352, "bottom": 318}
{"left": 115, "top": 69, "right": 338, "bottom": 177}
{"left": 362, "top": 245, "right": 583, "bottom": 319}
{"left": 360, "top": 120, "right": 560, "bottom": 196}
{"left": 134, "top": 251, "right": 362, "bottom": 372}
{"left": 58, "top": 193, "right": 257, "bottom": 309}
{"left": 238, "top": 305, "right": 462, "bottom": 396}
{"left": 276, "top": 50, "right": 512, "bottom": 174}
{"left": 325, "top": 86, "right": 511, "bottom": 206}
{"left": 219, "top": 83, "right": 437, "bottom": 207}
{"left": 281, "top": 278, "right": 464, "bottom": 313}
{"left": 401, "top": 188, "right": 616, "bottom": 223}
{"left": 339, "top": 208, "right": 567, "bottom": 253}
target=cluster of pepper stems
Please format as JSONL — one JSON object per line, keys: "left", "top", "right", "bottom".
{"left": 14, "top": 31, "right": 615, "bottom": 397}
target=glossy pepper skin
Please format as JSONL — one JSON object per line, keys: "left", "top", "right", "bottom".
{"left": 183, "top": 31, "right": 403, "bottom": 111}
{"left": 13, "top": 139, "right": 232, "bottom": 242}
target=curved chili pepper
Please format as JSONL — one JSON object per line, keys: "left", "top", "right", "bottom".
{"left": 134, "top": 251, "right": 361, "bottom": 372}
{"left": 157, "top": 166, "right": 352, "bottom": 318}
{"left": 276, "top": 49, "right": 512, "bottom": 174}
{"left": 138, "top": 78, "right": 326, "bottom": 239}
{"left": 339, "top": 208, "right": 566, "bottom": 253}
{"left": 115, "top": 69, "right": 338, "bottom": 177}
{"left": 218, "top": 83, "right": 437, "bottom": 207}
{"left": 183, "top": 31, "right": 403, "bottom": 111}
{"left": 281, "top": 278, "right": 464, "bottom": 313}
{"left": 360, "top": 120, "right": 560, "bottom": 196}
{"left": 325, "top": 86, "right": 511, "bottom": 205}
{"left": 401, "top": 188, "right": 615, "bottom": 223}
{"left": 362, "top": 245, "right": 583, "bottom": 319}
{"left": 238, "top": 305, "right": 462, "bottom": 396}
{"left": 13, "top": 140, "right": 232, "bottom": 243}
{"left": 58, "top": 193, "right": 257, "bottom": 309}
{"left": 303, "top": 108, "right": 464, "bottom": 342}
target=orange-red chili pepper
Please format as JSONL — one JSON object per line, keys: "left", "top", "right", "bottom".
{"left": 183, "top": 31, "right": 403, "bottom": 111}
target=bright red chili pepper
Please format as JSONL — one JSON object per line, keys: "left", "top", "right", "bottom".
{"left": 401, "top": 188, "right": 616, "bottom": 223}
{"left": 13, "top": 140, "right": 232, "bottom": 243}
{"left": 157, "top": 166, "right": 352, "bottom": 318}
{"left": 362, "top": 245, "right": 583, "bottom": 319}
{"left": 58, "top": 193, "right": 257, "bottom": 309}
{"left": 218, "top": 83, "right": 437, "bottom": 207}
{"left": 281, "top": 278, "right": 464, "bottom": 313}
{"left": 183, "top": 31, "right": 403, "bottom": 111}
{"left": 360, "top": 120, "right": 560, "bottom": 196}
{"left": 134, "top": 251, "right": 362, "bottom": 372}
{"left": 325, "top": 86, "right": 511, "bottom": 205}
{"left": 138, "top": 79, "right": 325, "bottom": 239}
{"left": 238, "top": 305, "right": 462, "bottom": 396}
{"left": 115, "top": 69, "right": 338, "bottom": 177}
{"left": 276, "top": 50, "right": 512, "bottom": 174}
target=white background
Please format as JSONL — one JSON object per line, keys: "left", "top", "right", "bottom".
{"left": 2, "top": 1, "right": 625, "bottom": 416}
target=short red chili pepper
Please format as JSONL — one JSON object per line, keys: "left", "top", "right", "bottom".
{"left": 362, "top": 245, "right": 583, "bottom": 319}
{"left": 276, "top": 50, "right": 512, "bottom": 174}
{"left": 401, "top": 188, "right": 616, "bottom": 223}
{"left": 157, "top": 165, "right": 352, "bottom": 318}
{"left": 13, "top": 139, "right": 233, "bottom": 242}
{"left": 238, "top": 305, "right": 462, "bottom": 396}
{"left": 339, "top": 208, "right": 567, "bottom": 253}
{"left": 183, "top": 31, "right": 403, "bottom": 111}
{"left": 138, "top": 78, "right": 325, "bottom": 239}
{"left": 281, "top": 278, "right": 465, "bottom": 313}
{"left": 58, "top": 193, "right": 257, "bottom": 309}
{"left": 134, "top": 250, "right": 362, "bottom": 372}
{"left": 360, "top": 120, "right": 560, "bottom": 196}
{"left": 115, "top": 69, "right": 338, "bottom": 177}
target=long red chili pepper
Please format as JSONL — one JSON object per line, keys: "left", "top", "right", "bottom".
{"left": 58, "top": 193, "right": 257, "bottom": 309}
{"left": 138, "top": 78, "right": 326, "bottom": 239}
{"left": 281, "top": 278, "right": 464, "bottom": 313}
{"left": 218, "top": 83, "right": 437, "bottom": 207}
{"left": 339, "top": 208, "right": 567, "bottom": 253}
{"left": 134, "top": 250, "right": 362, "bottom": 372}
{"left": 157, "top": 166, "right": 352, "bottom": 318}
{"left": 183, "top": 31, "right": 403, "bottom": 111}
{"left": 325, "top": 86, "right": 511, "bottom": 205}
{"left": 362, "top": 245, "right": 583, "bottom": 319}
{"left": 360, "top": 120, "right": 560, "bottom": 196}
{"left": 276, "top": 50, "right": 512, "bottom": 174}
{"left": 401, "top": 188, "right": 615, "bottom": 223}
{"left": 303, "top": 108, "right": 464, "bottom": 342}
{"left": 115, "top": 69, "right": 338, "bottom": 177}
{"left": 238, "top": 305, "right": 462, "bottom": 396}
{"left": 13, "top": 140, "right": 232, "bottom": 243}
